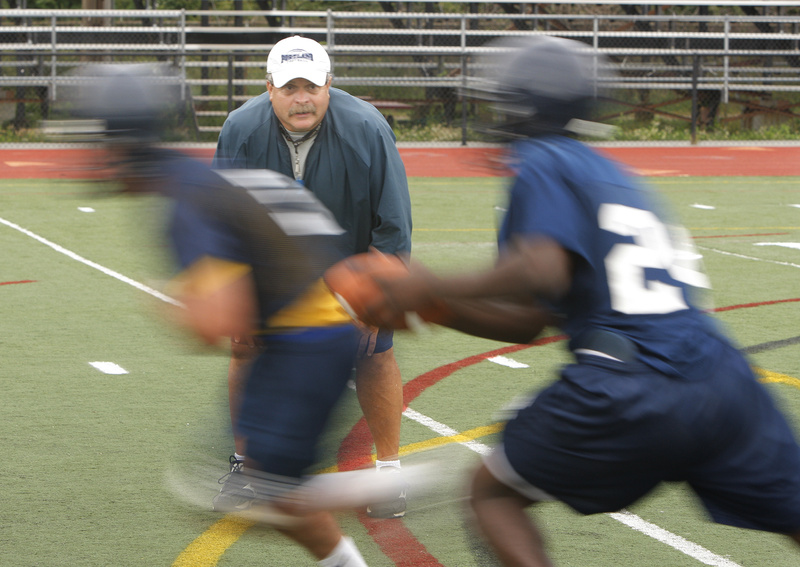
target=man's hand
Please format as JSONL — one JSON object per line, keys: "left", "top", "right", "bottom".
{"left": 357, "top": 327, "right": 379, "bottom": 357}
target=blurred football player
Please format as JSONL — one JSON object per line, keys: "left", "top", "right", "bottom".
{"left": 66, "top": 64, "right": 373, "bottom": 566}
{"left": 359, "top": 36, "right": 800, "bottom": 566}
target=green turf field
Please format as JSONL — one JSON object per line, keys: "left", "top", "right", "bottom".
{"left": 1, "top": 175, "right": 799, "bottom": 567}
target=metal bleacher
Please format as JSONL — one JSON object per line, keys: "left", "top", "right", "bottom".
{"left": 2, "top": 3, "right": 800, "bottom": 139}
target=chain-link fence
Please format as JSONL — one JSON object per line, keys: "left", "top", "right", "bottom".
{"left": 3, "top": 5, "right": 800, "bottom": 144}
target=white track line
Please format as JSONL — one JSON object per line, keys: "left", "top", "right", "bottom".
{"left": 0, "top": 216, "right": 181, "bottom": 306}
{"left": 5, "top": 214, "right": 741, "bottom": 566}
{"left": 404, "top": 400, "right": 741, "bottom": 566}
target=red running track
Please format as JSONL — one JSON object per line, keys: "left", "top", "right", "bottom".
{"left": 0, "top": 144, "right": 798, "bottom": 179}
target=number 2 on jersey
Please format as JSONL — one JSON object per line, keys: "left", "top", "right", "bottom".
{"left": 599, "top": 203, "right": 710, "bottom": 315}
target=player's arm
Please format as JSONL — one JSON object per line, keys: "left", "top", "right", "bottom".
{"left": 436, "top": 297, "right": 560, "bottom": 344}
{"left": 366, "top": 236, "right": 572, "bottom": 342}
{"left": 439, "top": 235, "right": 574, "bottom": 302}
{"left": 168, "top": 256, "right": 258, "bottom": 346}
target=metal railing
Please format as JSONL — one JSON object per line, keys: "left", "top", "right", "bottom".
{"left": 2, "top": 7, "right": 800, "bottom": 136}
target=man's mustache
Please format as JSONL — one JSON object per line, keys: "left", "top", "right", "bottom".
{"left": 289, "top": 104, "right": 316, "bottom": 116}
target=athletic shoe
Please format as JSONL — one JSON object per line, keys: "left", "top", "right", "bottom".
{"left": 366, "top": 467, "right": 408, "bottom": 519}
{"left": 212, "top": 455, "right": 255, "bottom": 512}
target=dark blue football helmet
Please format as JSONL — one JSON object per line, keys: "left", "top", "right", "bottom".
{"left": 60, "top": 63, "right": 179, "bottom": 143}
{"left": 467, "top": 35, "right": 614, "bottom": 139}
{"left": 46, "top": 63, "right": 184, "bottom": 181}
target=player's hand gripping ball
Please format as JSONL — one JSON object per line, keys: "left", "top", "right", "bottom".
{"left": 324, "top": 251, "right": 450, "bottom": 331}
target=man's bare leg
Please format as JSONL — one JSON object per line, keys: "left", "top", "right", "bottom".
{"left": 355, "top": 347, "right": 403, "bottom": 462}
{"left": 470, "top": 464, "right": 553, "bottom": 567}
{"left": 355, "top": 346, "right": 407, "bottom": 519}
{"left": 228, "top": 337, "right": 257, "bottom": 456}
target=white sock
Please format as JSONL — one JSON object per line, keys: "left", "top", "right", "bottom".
{"left": 233, "top": 452, "right": 246, "bottom": 462}
{"left": 318, "top": 536, "right": 367, "bottom": 567}
{"left": 375, "top": 459, "right": 401, "bottom": 471}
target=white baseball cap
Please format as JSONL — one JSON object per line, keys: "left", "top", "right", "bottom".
{"left": 267, "top": 36, "right": 331, "bottom": 88}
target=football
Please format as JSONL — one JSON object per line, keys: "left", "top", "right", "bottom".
{"left": 323, "top": 251, "right": 450, "bottom": 330}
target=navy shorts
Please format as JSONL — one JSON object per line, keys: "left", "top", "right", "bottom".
{"left": 236, "top": 325, "right": 360, "bottom": 478}
{"left": 496, "top": 334, "right": 800, "bottom": 534}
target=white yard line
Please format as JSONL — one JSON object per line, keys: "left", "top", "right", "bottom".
{"left": 89, "top": 361, "right": 129, "bottom": 375}
{"left": 754, "top": 242, "right": 800, "bottom": 251}
{"left": 609, "top": 511, "right": 742, "bottom": 567}
{"left": 698, "top": 244, "right": 800, "bottom": 270}
{"left": 487, "top": 355, "right": 529, "bottom": 368}
{"left": 0, "top": 216, "right": 181, "bottom": 306}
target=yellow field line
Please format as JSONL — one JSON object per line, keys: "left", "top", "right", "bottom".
{"left": 400, "top": 422, "right": 503, "bottom": 456}
{"left": 171, "top": 516, "right": 255, "bottom": 567}
{"left": 756, "top": 367, "right": 800, "bottom": 389}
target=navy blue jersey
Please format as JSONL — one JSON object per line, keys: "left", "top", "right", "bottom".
{"left": 499, "top": 136, "right": 716, "bottom": 378}
{"left": 158, "top": 150, "right": 349, "bottom": 330}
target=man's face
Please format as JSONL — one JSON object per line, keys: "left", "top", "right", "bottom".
{"left": 267, "top": 77, "right": 331, "bottom": 132}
